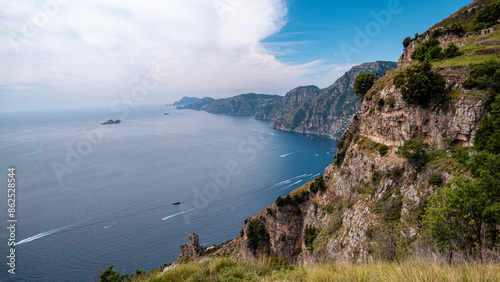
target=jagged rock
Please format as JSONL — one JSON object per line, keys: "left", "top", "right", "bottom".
{"left": 178, "top": 233, "right": 204, "bottom": 259}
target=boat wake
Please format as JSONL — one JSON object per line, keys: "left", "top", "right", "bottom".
{"left": 103, "top": 222, "right": 117, "bottom": 229}
{"left": 280, "top": 150, "right": 309, "bottom": 158}
{"left": 161, "top": 209, "right": 195, "bottom": 221}
{"left": 278, "top": 180, "right": 302, "bottom": 191}
{"left": 270, "top": 174, "right": 313, "bottom": 190}
{"left": 16, "top": 223, "right": 78, "bottom": 245}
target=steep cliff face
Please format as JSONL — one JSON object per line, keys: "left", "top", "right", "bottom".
{"left": 356, "top": 67, "right": 485, "bottom": 149}
{"left": 217, "top": 65, "right": 487, "bottom": 264}
{"left": 273, "top": 62, "right": 397, "bottom": 139}
{"left": 254, "top": 86, "right": 321, "bottom": 120}
{"left": 174, "top": 0, "right": 497, "bottom": 266}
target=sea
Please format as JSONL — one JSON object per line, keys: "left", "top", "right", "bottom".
{"left": 0, "top": 105, "right": 337, "bottom": 281}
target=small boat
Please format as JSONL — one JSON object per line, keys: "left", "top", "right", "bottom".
{"left": 172, "top": 201, "right": 181, "bottom": 205}
{"left": 164, "top": 113, "right": 170, "bottom": 115}
{"left": 272, "top": 148, "right": 276, "bottom": 150}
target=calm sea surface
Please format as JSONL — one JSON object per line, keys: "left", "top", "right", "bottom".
{"left": 0, "top": 105, "right": 337, "bottom": 281}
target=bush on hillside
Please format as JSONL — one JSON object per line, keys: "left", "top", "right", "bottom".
{"left": 400, "top": 61, "right": 446, "bottom": 107}
{"left": 411, "top": 38, "right": 442, "bottom": 61}
{"left": 354, "top": 73, "right": 375, "bottom": 97}
{"left": 397, "top": 138, "right": 430, "bottom": 172}
{"left": 473, "top": 0, "right": 500, "bottom": 31}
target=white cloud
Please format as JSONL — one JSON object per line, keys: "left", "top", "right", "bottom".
{"left": 0, "top": 0, "right": 344, "bottom": 110}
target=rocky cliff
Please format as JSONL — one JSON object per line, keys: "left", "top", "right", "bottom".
{"left": 273, "top": 62, "right": 397, "bottom": 139}
{"left": 170, "top": 0, "right": 498, "bottom": 266}
{"left": 192, "top": 1, "right": 496, "bottom": 265}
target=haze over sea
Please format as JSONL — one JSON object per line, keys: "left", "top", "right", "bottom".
{"left": 0, "top": 105, "right": 337, "bottom": 281}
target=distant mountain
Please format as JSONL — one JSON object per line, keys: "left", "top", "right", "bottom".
{"left": 200, "top": 93, "right": 282, "bottom": 117}
{"left": 177, "top": 97, "right": 215, "bottom": 110}
{"left": 172, "top": 97, "right": 200, "bottom": 106}
{"left": 272, "top": 61, "right": 398, "bottom": 138}
{"left": 177, "top": 86, "right": 322, "bottom": 121}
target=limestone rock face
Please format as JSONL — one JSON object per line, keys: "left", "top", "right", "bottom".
{"left": 210, "top": 64, "right": 487, "bottom": 265}
{"left": 178, "top": 233, "right": 204, "bottom": 259}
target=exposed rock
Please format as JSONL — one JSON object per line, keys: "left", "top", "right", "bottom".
{"left": 178, "top": 233, "right": 204, "bottom": 260}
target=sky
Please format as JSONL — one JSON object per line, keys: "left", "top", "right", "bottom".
{"left": 0, "top": 0, "right": 472, "bottom": 112}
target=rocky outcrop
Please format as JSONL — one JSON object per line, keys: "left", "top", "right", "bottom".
{"left": 356, "top": 67, "right": 485, "bottom": 149}
{"left": 177, "top": 97, "right": 215, "bottom": 110}
{"left": 273, "top": 61, "right": 397, "bottom": 139}
{"left": 254, "top": 86, "right": 321, "bottom": 120}
{"left": 178, "top": 233, "right": 204, "bottom": 260}
{"left": 172, "top": 97, "right": 200, "bottom": 106}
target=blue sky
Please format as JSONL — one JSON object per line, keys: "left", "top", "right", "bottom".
{"left": 0, "top": 0, "right": 472, "bottom": 112}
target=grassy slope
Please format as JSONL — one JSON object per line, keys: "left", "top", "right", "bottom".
{"left": 136, "top": 256, "right": 500, "bottom": 281}
{"left": 432, "top": 28, "right": 500, "bottom": 68}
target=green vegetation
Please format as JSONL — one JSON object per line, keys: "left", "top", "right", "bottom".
{"left": 411, "top": 38, "right": 442, "bottom": 61}
{"left": 393, "top": 73, "right": 405, "bottom": 88}
{"left": 275, "top": 189, "right": 310, "bottom": 207}
{"left": 400, "top": 61, "right": 446, "bottom": 107}
{"left": 473, "top": 0, "right": 500, "bottom": 31}
{"left": 464, "top": 59, "right": 500, "bottom": 92}
{"left": 397, "top": 138, "right": 430, "bottom": 172}
{"left": 443, "top": 43, "right": 461, "bottom": 58}
{"left": 100, "top": 265, "right": 147, "bottom": 282}
{"left": 428, "top": 173, "right": 443, "bottom": 186}
{"left": 423, "top": 57, "right": 500, "bottom": 258}
{"left": 247, "top": 218, "right": 270, "bottom": 253}
{"left": 135, "top": 256, "right": 500, "bottom": 281}
{"left": 354, "top": 73, "right": 375, "bottom": 96}
{"left": 376, "top": 144, "right": 389, "bottom": 156}
{"left": 304, "top": 227, "right": 319, "bottom": 251}
{"left": 309, "top": 174, "right": 326, "bottom": 193}
{"left": 402, "top": 36, "right": 412, "bottom": 48}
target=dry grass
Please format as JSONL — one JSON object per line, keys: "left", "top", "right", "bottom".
{"left": 140, "top": 254, "right": 500, "bottom": 281}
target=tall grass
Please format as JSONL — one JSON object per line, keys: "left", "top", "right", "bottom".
{"left": 142, "top": 253, "right": 500, "bottom": 282}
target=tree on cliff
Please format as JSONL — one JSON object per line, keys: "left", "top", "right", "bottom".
{"left": 354, "top": 73, "right": 375, "bottom": 97}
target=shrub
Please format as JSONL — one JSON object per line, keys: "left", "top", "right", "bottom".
{"left": 371, "top": 171, "right": 382, "bottom": 183}
{"left": 384, "top": 167, "right": 405, "bottom": 179}
{"left": 402, "top": 36, "right": 412, "bottom": 48}
{"left": 400, "top": 61, "right": 446, "bottom": 107}
{"left": 443, "top": 43, "right": 461, "bottom": 58}
{"left": 378, "top": 98, "right": 385, "bottom": 107}
{"left": 428, "top": 173, "right": 443, "bottom": 186}
{"left": 411, "top": 38, "right": 442, "bottom": 61}
{"left": 424, "top": 152, "right": 500, "bottom": 254}
{"left": 397, "top": 138, "right": 430, "bottom": 172}
{"left": 473, "top": 0, "right": 500, "bottom": 31}
{"left": 376, "top": 144, "right": 390, "bottom": 156}
{"left": 354, "top": 73, "right": 375, "bottom": 97}
{"left": 247, "top": 218, "right": 270, "bottom": 252}
{"left": 470, "top": 60, "right": 500, "bottom": 79}
{"left": 309, "top": 175, "right": 326, "bottom": 193}
{"left": 393, "top": 74, "right": 406, "bottom": 88}
{"left": 387, "top": 97, "right": 396, "bottom": 108}
{"left": 304, "top": 227, "right": 319, "bottom": 251}
{"left": 267, "top": 208, "right": 273, "bottom": 216}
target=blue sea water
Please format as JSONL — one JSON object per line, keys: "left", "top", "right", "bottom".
{"left": 0, "top": 105, "right": 337, "bottom": 281}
